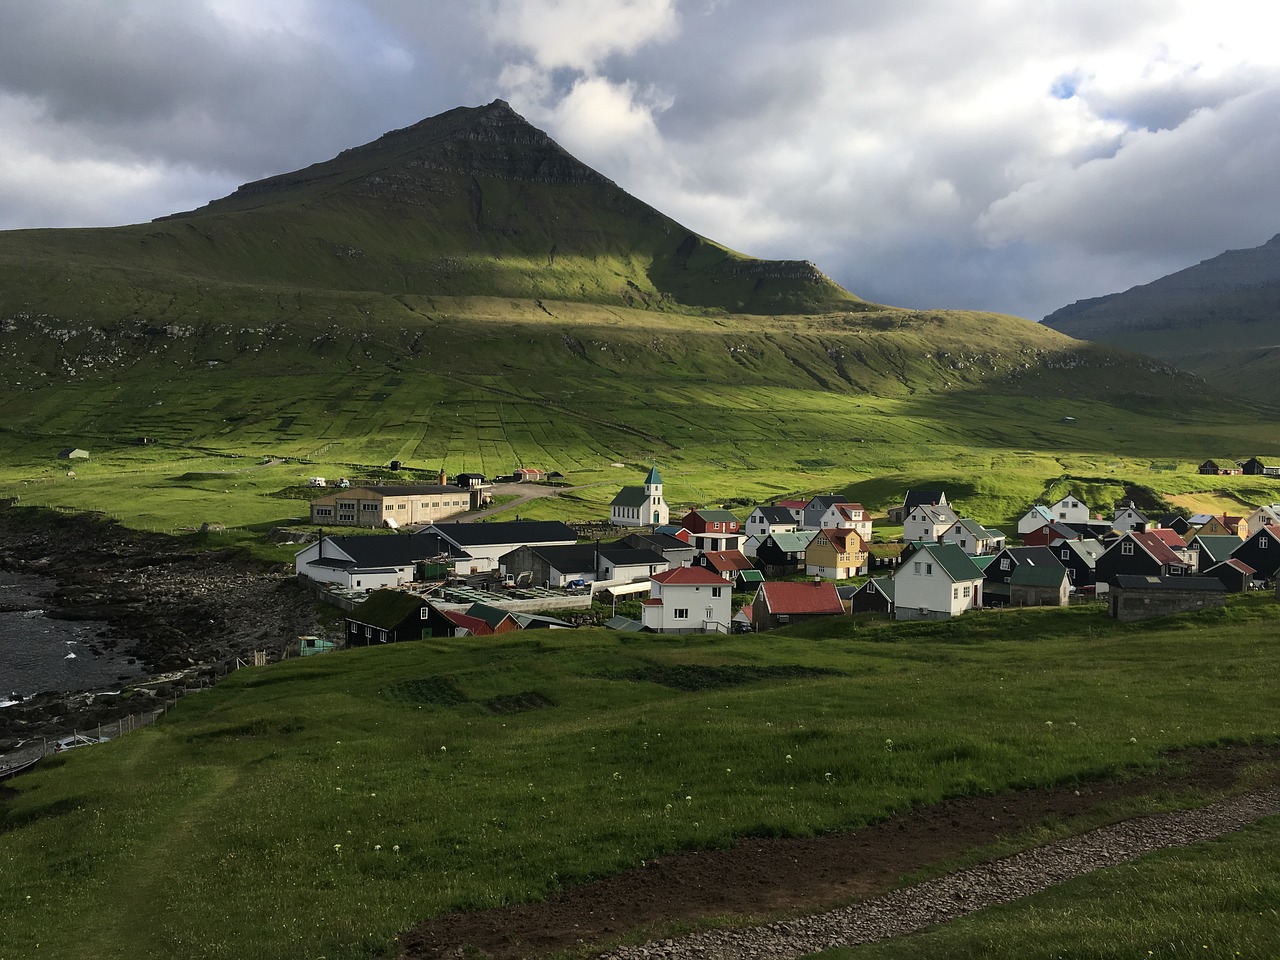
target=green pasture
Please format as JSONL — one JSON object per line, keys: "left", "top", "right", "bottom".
{"left": 2, "top": 598, "right": 1279, "bottom": 960}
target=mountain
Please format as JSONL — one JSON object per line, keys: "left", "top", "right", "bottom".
{"left": 1042, "top": 234, "right": 1280, "bottom": 404}
{"left": 0, "top": 100, "right": 1246, "bottom": 527}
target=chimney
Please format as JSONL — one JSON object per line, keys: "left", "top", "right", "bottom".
{"left": 439, "top": 468, "right": 447, "bottom": 486}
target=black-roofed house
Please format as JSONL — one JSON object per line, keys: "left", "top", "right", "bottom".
{"left": 309, "top": 484, "right": 478, "bottom": 528}
{"left": 345, "top": 589, "right": 430, "bottom": 645}
{"left": 499, "top": 543, "right": 600, "bottom": 588}
{"left": 424, "top": 521, "right": 577, "bottom": 574}
{"left": 744, "top": 505, "right": 799, "bottom": 539}
{"left": 1230, "top": 524, "right": 1280, "bottom": 581}
{"left": 1203, "top": 558, "right": 1258, "bottom": 592}
{"left": 295, "top": 532, "right": 471, "bottom": 590}
{"left": 616, "top": 531, "right": 698, "bottom": 569}
{"left": 887, "top": 489, "right": 947, "bottom": 523}
{"left": 597, "top": 546, "right": 669, "bottom": 582}
{"left": 1108, "top": 575, "right": 1225, "bottom": 622}
{"left": 849, "top": 577, "right": 895, "bottom": 616}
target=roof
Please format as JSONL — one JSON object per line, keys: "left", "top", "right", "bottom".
{"left": 1190, "top": 535, "right": 1245, "bottom": 564}
{"left": 440, "top": 609, "right": 494, "bottom": 634}
{"left": 1023, "top": 505, "right": 1054, "bottom": 520}
{"left": 1126, "top": 530, "right": 1188, "bottom": 567}
{"left": 775, "top": 499, "right": 808, "bottom": 510}
{"left": 610, "top": 485, "right": 650, "bottom": 508}
{"left": 598, "top": 546, "right": 667, "bottom": 567}
{"left": 752, "top": 506, "right": 796, "bottom": 524}
{"left": 907, "top": 502, "right": 959, "bottom": 523}
{"left": 1149, "top": 528, "right": 1191, "bottom": 549}
{"left": 1053, "top": 537, "right": 1104, "bottom": 564}
{"left": 914, "top": 542, "right": 984, "bottom": 582}
{"left": 687, "top": 508, "right": 739, "bottom": 523}
{"left": 604, "top": 616, "right": 645, "bottom": 632}
{"left": 852, "top": 577, "right": 895, "bottom": 601}
{"left": 757, "top": 581, "right": 844, "bottom": 615}
{"left": 813, "top": 527, "right": 863, "bottom": 551}
{"left": 806, "top": 495, "right": 848, "bottom": 510}
{"left": 347, "top": 589, "right": 426, "bottom": 628}
{"left": 308, "top": 533, "right": 464, "bottom": 568}
{"left": 1206, "top": 558, "right": 1256, "bottom": 577}
{"left": 902, "top": 490, "right": 946, "bottom": 510}
{"left": 737, "top": 569, "right": 765, "bottom": 583}
{"left": 645, "top": 465, "right": 663, "bottom": 485}
{"left": 651, "top": 567, "right": 728, "bottom": 587}
{"left": 427, "top": 521, "right": 577, "bottom": 548}
{"left": 618, "top": 532, "right": 695, "bottom": 553}
{"left": 767, "top": 531, "right": 816, "bottom": 552}
{"left": 1010, "top": 564, "right": 1069, "bottom": 588}
{"left": 465, "top": 603, "right": 519, "bottom": 630}
{"left": 517, "top": 543, "right": 599, "bottom": 572}
{"left": 1112, "top": 575, "right": 1225, "bottom": 592}
{"left": 358, "top": 484, "right": 470, "bottom": 497}
{"left": 699, "top": 550, "right": 753, "bottom": 573}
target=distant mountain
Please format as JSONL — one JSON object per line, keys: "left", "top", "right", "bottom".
{"left": 1042, "top": 234, "right": 1280, "bottom": 404}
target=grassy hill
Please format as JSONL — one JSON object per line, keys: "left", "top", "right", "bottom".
{"left": 1042, "top": 234, "right": 1280, "bottom": 405}
{"left": 2, "top": 601, "right": 1278, "bottom": 959}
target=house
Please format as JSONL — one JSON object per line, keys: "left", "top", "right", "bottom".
{"left": 640, "top": 567, "right": 733, "bottom": 634}
{"left": 849, "top": 577, "right": 895, "bottom": 617}
{"left": 617, "top": 531, "right": 698, "bottom": 569}
{"left": 597, "top": 546, "right": 669, "bottom": 583}
{"left": 753, "top": 530, "right": 815, "bottom": 577}
{"left": 1230, "top": 524, "right": 1280, "bottom": 580}
{"left": 1147, "top": 528, "right": 1199, "bottom": 569}
{"left": 892, "top": 542, "right": 984, "bottom": 621}
{"left": 982, "top": 545, "right": 1065, "bottom": 605}
{"left": 1021, "top": 520, "right": 1081, "bottom": 548}
{"left": 1203, "top": 558, "right": 1259, "bottom": 592}
{"left": 609, "top": 467, "right": 670, "bottom": 527}
{"left": 454, "top": 472, "right": 488, "bottom": 488}
{"left": 345, "top": 589, "right": 429, "bottom": 645}
{"left": 732, "top": 604, "right": 754, "bottom": 633}
{"left": 1240, "top": 457, "right": 1280, "bottom": 477}
{"left": 802, "top": 495, "right": 850, "bottom": 530}
{"left": 805, "top": 527, "right": 867, "bottom": 579}
{"left": 1095, "top": 531, "right": 1192, "bottom": 584}
{"left": 1158, "top": 514, "right": 1192, "bottom": 537}
{"left": 818, "top": 502, "right": 873, "bottom": 542}
{"left": 1008, "top": 563, "right": 1070, "bottom": 607}
{"left": 940, "top": 518, "right": 1006, "bottom": 556}
{"left": 461, "top": 603, "right": 523, "bottom": 635}
{"left": 774, "top": 499, "right": 809, "bottom": 524}
{"left": 499, "top": 543, "right": 600, "bottom": 588}
{"left": 887, "top": 490, "right": 948, "bottom": 523}
{"left": 743, "top": 505, "right": 798, "bottom": 539}
{"left": 57, "top": 447, "right": 90, "bottom": 460}
{"left": 1016, "top": 505, "right": 1055, "bottom": 535}
{"left": 1244, "top": 505, "right": 1280, "bottom": 537}
{"left": 1111, "top": 502, "right": 1151, "bottom": 533}
{"left": 1109, "top": 575, "right": 1225, "bottom": 622}
{"left": 1049, "top": 537, "right": 1105, "bottom": 592}
{"left": 693, "top": 549, "right": 754, "bottom": 582}
{"left": 513, "top": 467, "right": 547, "bottom": 483}
{"left": 1186, "top": 514, "right": 1243, "bottom": 539}
{"left": 1188, "top": 534, "right": 1247, "bottom": 573}
{"left": 423, "top": 521, "right": 578, "bottom": 574}
{"left": 902, "top": 502, "right": 960, "bottom": 543}
{"left": 867, "top": 541, "right": 905, "bottom": 572}
{"left": 1198, "top": 459, "right": 1242, "bottom": 476}
{"left": 751, "top": 580, "right": 844, "bottom": 631}
{"left": 296, "top": 533, "right": 468, "bottom": 590}
{"left": 309, "top": 484, "right": 478, "bottom": 528}
{"left": 679, "top": 509, "right": 745, "bottom": 552}
{"left": 1048, "top": 495, "right": 1091, "bottom": 524}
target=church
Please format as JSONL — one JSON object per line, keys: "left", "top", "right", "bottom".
{"left": 609, "top": 466, "right": 669, "bottom": 527}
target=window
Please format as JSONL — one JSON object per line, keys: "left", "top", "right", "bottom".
{"left": 925, "top": 563, "right": 933, "bottom": 575}
{"left": 913, "top": 561, "right": 921, "bottom": 574}
{"left": 673, "top": 608, "right": 689, "bottom": 620}
{"left": 963, "top": 585, "right": 971, "bottom": 597}
{"left": 711, "top": 587, "right": 722, "bottom": 598}
{"left": 1261, "top": 537, "right": 1270, "bottom": 549}
{"left": 1121, "top": 541, "right": 1134, "bottom": 555}
{"left": 953, "top": 587, "right": 959, "bottom": 599}
{"left": 1061, "top": 549, "right": 1070, "bottom": 559}
{"left": 1000, "top": 558, "right": 1011, "bottom": 570}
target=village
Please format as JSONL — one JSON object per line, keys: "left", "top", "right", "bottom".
{"left": 293, "top": 464, "right": 1280, "bottom": 645}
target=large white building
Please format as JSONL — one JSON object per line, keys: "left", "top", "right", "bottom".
{"left": 640, "top": 566, "right": 732, "bottom": 634}
{"left": 893, "top": 542, "right": 985, "bottom": 621}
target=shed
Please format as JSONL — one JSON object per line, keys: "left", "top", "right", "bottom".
{"left": 1008, "top": 563, "right": 1070, "bottom": 607}
{"left": 1108, "top": 575, "right": 1225, "bottom": 622}
{"left": 58, "top": 448, "right": 90, "bottom": 459}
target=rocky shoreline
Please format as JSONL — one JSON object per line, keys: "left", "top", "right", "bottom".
{"left": 0, "top": 503, "right": 323, "bottom": 750}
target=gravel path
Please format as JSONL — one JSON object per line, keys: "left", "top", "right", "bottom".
{"left": 595, "top": 788, "right": 1280, "bottom": 960}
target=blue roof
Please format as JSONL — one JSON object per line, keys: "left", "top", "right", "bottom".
{"left": 646, "top": 465, "right": 662, "bottom": 485}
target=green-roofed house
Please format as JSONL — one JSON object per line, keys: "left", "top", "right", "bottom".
{"left": 1008, "top": 562, "right": 1070, "bottom": 607}
{"left": 610, "top": 466, "right": 669, "bottom": 527}
{"left": 345, "top": 589, "right": 429, "bottom": 645}
{"left": 892, "top": 542, "right": 985, "bottom": 621}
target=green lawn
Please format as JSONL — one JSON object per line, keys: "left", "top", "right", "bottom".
{"left": 3, "top": 598, "right": 1278, "bottom": 959}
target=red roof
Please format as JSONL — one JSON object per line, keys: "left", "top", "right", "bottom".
{"left": 1129, "top": 531, "right": 1187, "bottom": 567}
{"left": 441, "top": 610, "right": 493, "bottom": 635}
{"left": 699, "top": 550, "right": 753, "bottom": 573}
{"left": 758, "top": 581, "right": 844, "bottom": 615}
{"left": 641, "top": 597, "right": 663, "bottom": 606}
{"left": 1150, "top": 528, "right": 1190, "bottom": 548}
{"left": 651, "top": 566, "right": 728, "bottom": 586}
{"left": 776, "top": 499, "right": 807, "bottom": 509}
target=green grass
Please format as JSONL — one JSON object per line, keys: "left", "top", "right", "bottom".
{"left": 819, "top": 815, "right": 1280, "bottom": 959}
{"left": 2, "top": 598, "right": 1279, "bottom": 959}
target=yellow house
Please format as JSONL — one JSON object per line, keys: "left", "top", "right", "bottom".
{"left": 804, "top": 528, "right": 868, "bottom": 579}
{"left": 309, "top": 484, "right": 478, "bottom": 528}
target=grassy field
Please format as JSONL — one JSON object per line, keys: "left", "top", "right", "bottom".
{"left": 2, "top": 598, "right": 1279, "bottom": 959}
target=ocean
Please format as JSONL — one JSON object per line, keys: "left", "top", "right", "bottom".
{"left": 0, "top": 568, "right": 143, "bottom": 704}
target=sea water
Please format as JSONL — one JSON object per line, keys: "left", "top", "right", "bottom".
{"left": 0, "top": 569, "right": 143, "bottom": 702}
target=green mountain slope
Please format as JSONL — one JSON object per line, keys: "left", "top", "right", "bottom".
{"left": 1042, "top": 234, "right": 1280, "bottom": 404}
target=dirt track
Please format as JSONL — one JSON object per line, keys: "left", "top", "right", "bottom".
{"left": 398, "top": 740, "right": 1280, "bottom": 960}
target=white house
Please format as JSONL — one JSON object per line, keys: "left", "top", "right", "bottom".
{"left": 610, "top": 466, "right": 670, "bottom": 527}
{"left": 1112, "top": 502, "right": 1150, "bottom": 533}
{"left": 425, "top": 521, "right": 578, "bottom": 574}
{"left": 903, "top": 502, "right": 960, "bottom": 543}
{"left": 940, "top": 518, "right": 1006, "bottom": 556}
{"left": 1245, "top": 504, "right": 1280, "bottom": 537}
{"left": 893, "top": 542, "right": 985, "bottom": 621}
{"left": 743, "top": 505, "right": 798, "bottom": 539}
{"left": 1049, "top": 495, "right": 1091, "bottom": 524}
{"left": 640, "top": 566, "right": 733, "bottom": 634}
{"left": 295, "top": 532, "right": 470, "bottom": 589}
{"left": 818, "top": 502, "right": 873, "bottom": 542}
{"left": 1017, "top": 505, "right": 1054, "bottom": 535}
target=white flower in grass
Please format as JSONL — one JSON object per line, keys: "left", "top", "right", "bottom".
{"left": 333, "top": 844, "right": 342, "bottom": 853}
{"left": 392, "top": 844, "right": 400, "bottom": 853}
{"left": 374, "top": 844, "right": 382, "bottom": 852}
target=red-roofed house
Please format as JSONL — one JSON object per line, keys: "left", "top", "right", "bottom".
{"left": 693, "top": 549, "right": 754, "bottom": 581}
{"left": 640, "top": 566, "right": 733, "bottom": 634}
{"left": 805, "top": 527, "right": 868, "bottom": 579}
{"left": 1095, "top": 530, "right": 1192, "bottom": 583}
{"left": 751, "top": 580, "right": 844, "bottom": 630}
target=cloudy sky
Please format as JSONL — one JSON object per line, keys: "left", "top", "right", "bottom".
{"left": 3, "top": 0, "right": 1279, "bottom": 320}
